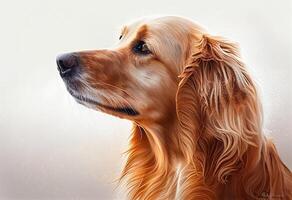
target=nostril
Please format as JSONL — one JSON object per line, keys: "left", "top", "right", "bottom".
{"left": 56, "top": 53, "right": 79, "bottom": 77}
{"left": 57, "top": 59, "right": 71, "bottom": 74}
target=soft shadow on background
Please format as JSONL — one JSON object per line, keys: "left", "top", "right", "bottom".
{"left": 0, "top": 0, "right": 291, "bottom": 199}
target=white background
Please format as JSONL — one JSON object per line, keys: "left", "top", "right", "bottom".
{"left": 0, "top": 0, "right": 291, "bottom": 199}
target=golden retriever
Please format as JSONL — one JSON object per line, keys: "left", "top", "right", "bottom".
{"left": 57, "top": 16, "right": 292, "bottom": 200}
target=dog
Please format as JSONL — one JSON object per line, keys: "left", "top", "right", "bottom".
{"left": 57, "top": 16, "right": 292, "bottom": 200}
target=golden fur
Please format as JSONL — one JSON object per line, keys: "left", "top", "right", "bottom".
{"left": 59, "top": 16, "right": 292, "bottom": 199}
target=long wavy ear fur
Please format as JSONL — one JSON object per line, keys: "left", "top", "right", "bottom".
{"left": 177, "top": 34, "right": 262, "bottom": 182}
{"left": 176, "top": 34, "right": 292, "bottom": 198}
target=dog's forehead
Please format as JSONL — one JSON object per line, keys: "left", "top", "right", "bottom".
{"left": 124, "top": 17, "right": 182, "bottom": 35}
{"left": 122, "top": 16, "right": 205, "bottom": 42}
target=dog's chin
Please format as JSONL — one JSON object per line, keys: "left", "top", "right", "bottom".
{"left": 68, "top": 90, "right": 139, "bottom": 118}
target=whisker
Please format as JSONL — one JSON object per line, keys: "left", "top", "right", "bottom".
{"left": 68, "top": 77, "right": 137, "bottom": 112}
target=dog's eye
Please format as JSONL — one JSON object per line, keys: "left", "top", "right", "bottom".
{"left": 119, "top": 35, "right": 123, "bottom": 40}
{"left": 133, "top": 41, "right": 151, "bottom": 55}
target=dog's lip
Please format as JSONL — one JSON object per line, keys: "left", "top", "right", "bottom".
{"left": 68, "top": 90, "right": 139, "bottom": 116}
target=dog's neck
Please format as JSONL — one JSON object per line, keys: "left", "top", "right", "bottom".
{"left": 135, "top": 113, "right": 183, "bottom": 164}
{"left": 127, "top": 115, "right": 183, "bottom": 199}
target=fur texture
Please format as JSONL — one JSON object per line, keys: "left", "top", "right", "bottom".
{"left": 59, "top": 16, "right": 292, "bottom": 199}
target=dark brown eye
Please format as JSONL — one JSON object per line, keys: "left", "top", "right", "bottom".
{"left": 133, "top": 41, "right": 151, "bottom": 55}
{"left": 119, "top": 35, "right": 123, "bottom": 40}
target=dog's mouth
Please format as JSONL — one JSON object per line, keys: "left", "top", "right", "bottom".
{"left": 68, "top": 90, "right": 139, "bottom": 116}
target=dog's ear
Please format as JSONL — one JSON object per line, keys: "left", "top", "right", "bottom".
{"left": 176, "top": 34, "right": 262, "bottom": 183}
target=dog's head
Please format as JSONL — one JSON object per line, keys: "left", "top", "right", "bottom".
{"left": 57, "top": 17, "right": 202, "bottom": 122}
{"left": 57, "top": 17, "right": 257, "bottom": 145}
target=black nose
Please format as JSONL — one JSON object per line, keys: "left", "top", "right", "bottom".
{"left": 56, "top": 53, "right": 79, "bottom": 77}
